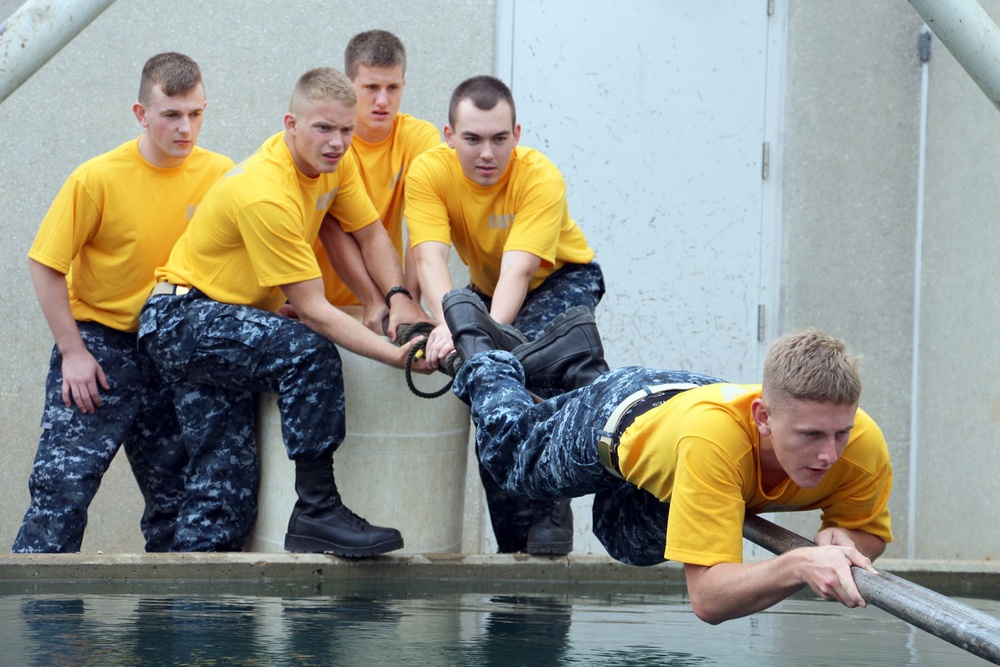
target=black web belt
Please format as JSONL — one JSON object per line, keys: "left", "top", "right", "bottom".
{"left": 597, "top": 382, "right": 698, "bottom": 479}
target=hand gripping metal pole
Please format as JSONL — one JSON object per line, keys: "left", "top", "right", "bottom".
{"left": 743, "top": 513, "right": 1000, "bottom": 665}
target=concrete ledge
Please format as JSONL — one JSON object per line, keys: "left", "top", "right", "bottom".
{"left": 2, "top": 553, "right": 999, "bottom": 599}
{"left": 0, "top": 552, "right": 687, "bottom": 586}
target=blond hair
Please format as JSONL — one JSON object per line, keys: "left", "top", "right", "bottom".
{"left": 289, "top": 67, "right": 356, "bottom": 114}
{"left": 762, "top": 328, "right": 862, "bottom": 409}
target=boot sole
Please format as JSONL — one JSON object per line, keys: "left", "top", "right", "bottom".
{"left": 526, "top": 540, "right": 573, "bottom": 556}
{"left": 283, "top": 533, "right": 404, "bottom": 558}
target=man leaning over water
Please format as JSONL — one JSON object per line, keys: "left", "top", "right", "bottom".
{"left": 442, "top": 292, "right": 892, "bottom": 623}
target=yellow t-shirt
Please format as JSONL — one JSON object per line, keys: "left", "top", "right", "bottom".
{"left": 28, "top": 139, "right": 233, "bottom": 332}
{"left": 616, "top": 383, "right": 893, "bottom": 566}
{"left": 405, "top": 144, "right": 594, "bottom": 295}
{"left": 157, "top": 132, "right": 378, "bottom": 312}
{"left": 315, "top": 114, "right": 441, "bottom": 306}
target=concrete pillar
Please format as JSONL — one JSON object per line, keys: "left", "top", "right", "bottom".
{"left": 247, "top": 309, "right": 471, "bottom": 554}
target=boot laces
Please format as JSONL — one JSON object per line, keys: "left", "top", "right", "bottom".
{"left": 334, "top": 502, "right": 371, "bottom": 530}
{"left": 536, "top": 499, "right": 564, "bottom": 524}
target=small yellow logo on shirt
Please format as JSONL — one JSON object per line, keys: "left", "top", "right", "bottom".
{"left": 489, "top": 213, "right": 514, "bottom": 229}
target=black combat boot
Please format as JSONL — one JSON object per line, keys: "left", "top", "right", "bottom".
{"left": 526, "top": 498, "right": 574, "bottom": 555}
{"left": 441, "top": 289, "right": 526, "bottom": 375}
{"left": 512, "top": 306, "right": 610, "bottom": 390}
{"left": 284, "top": 457, "right": 403, "bottom": 557}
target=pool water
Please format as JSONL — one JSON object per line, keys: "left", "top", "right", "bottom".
{"left": 1, "top": 580, "right": 996, "bottom": 666}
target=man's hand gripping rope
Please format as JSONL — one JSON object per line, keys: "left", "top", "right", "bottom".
{"left": 393, "top": 321, "right": 462, "bottom": 398}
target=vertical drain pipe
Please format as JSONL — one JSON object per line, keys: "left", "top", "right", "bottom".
{"left": 905, "top": 0, "right": 1000, "bottom": 559}
{"left": 0, "top": 0, "right": 116, "bottom": 104}
{"left": 908, "top": 0, "right": 1000, "bottom": 111}
{"left": 908, "top": 27, "right": 932, "bottom": 561}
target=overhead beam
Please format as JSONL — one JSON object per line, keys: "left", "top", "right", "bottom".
{"left": 909, "top": 0, "right": 1000, "bottom": 112}
{"left": 0, "top": 0, "right": 116, "bottom": 104}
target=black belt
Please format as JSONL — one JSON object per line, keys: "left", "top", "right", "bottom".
{"left": 597, "top": 382, "right": 697, "bottom": 479}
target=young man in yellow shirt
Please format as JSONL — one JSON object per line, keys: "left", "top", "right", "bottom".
{"left": 444, "top": 298, "right": 892, "bottom": 624}
{"left": 139, "top": 68, "right": 430, "bottom": 555}
{"left": 406, "top": 75, "right": 606, "bottom": 555}
{"left": 14, "top": 53, "right": 234, "bottom": 553}
{"left": 315, "top": 30, "right": 439, "bottom": 336}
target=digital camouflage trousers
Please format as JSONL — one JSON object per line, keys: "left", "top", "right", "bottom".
{"left": 471, "top": 262, "right": 605, "bottom": 551}
{"left": 13, "top": 322, "right": 187, "bottom": 553}
{"left": 139, "top": 289, "right": 346, "bottom": 551}
{"left": 453, "top": 349, "right": 724, "bottom": 566}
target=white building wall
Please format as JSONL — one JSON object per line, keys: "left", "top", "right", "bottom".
{"left": 3, "top": 0, "right": 1000, "bottom": 561}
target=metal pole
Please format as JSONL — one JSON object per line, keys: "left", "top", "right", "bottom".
{"left": 909, "top": 0, "right": 1000, "bottom": 112}
{"left": 0, "top": 0, "right": 116, "bottom": 104}
{"left": 744, "top": 514, "right": 1000, "bottom": 665}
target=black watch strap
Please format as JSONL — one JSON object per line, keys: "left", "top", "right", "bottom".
{"left": 384, "top": 285, "right": 413, "bottom": 309}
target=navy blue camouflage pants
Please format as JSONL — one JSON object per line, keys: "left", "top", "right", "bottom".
{"left": 13, "top": 322, "right": 187, "bottom": 553}
{"left": 139, "top": 289, "right": 342, "bottom": 551}
{"left": 453, "top": 349, "right": 723, "bottom": 566}
{"left": 471, "top": 262, "right": 605, "bottom": 551}
{"left": 473, "top": 261, "right": 605, "bottom": 344}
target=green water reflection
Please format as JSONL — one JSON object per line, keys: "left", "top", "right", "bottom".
{"left": 1, "top": 580, "right": 996, "bottom": 666}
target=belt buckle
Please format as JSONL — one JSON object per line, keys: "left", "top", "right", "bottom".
{"left": 150, "top": 282, "right": 191, "bottom": 298}
{"left": 597, "top": 383, "right": 697, "bottom": 481}
{"left": 598, "top": 432, "right": 624, "bottom": 479}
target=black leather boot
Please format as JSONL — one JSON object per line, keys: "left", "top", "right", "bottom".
{"left": 513, "top": 306, "right": 610, "bottom": 390}
{"left": 284, "top": 457, "right": 403, "bottom": 557}
{"left": 442, "top": 289, "right": 526, "bottom": 375}
{"left": 526, "top": 498, "right": 574, "bottom": 555}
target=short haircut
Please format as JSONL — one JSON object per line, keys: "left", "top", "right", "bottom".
{"left": 448, "top": 75, "right": 516, "bottom": 127}
{"left": 344, "top": 30, "right": 406, "bottom": 80}
{"left": 139, "top": 52, "right": 203, "bottom": 104}
{"left": 762, "top": 328, "right": 862, "bottom": 409}
{"left": 289, "top": 67, "right": 356, "bottom": 114}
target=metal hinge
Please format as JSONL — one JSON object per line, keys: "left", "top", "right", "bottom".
{"left": 762, "top": 142, "right": 770, "bottom": 180}
{"left": 757, "top": 304, "right": 766, "bottom": 342}
{"left": 768, "top": 0, "right": 775, "bottom": 17}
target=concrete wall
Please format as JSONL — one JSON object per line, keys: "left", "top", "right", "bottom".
{"left": 778, "top": 0, "right": 1000, "bottom": 560}
{"left": 4, "top": 0, "right": 1000, "bottom": 562}
{"left": 915, "top": 0, "right": 1000, "bottom": 559}
{"left": 776, "top": 2, "right": 924, "bottom": 556}
{"left": 0, "top": 0, "right": 492, "bottom": 552}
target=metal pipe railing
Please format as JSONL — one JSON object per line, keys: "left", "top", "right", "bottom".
{"left": 909, "top": 0, "right": 1000, "bottom": 111}
{"left": 744, "top": 514, "right": 1000, "bottom": 665}
{"left": 0, "top": 0, "right": 116, "bottom": 104}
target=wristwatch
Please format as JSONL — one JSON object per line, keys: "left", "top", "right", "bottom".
{"left": 384, "top": 285, "right": 413, "bottom": 309}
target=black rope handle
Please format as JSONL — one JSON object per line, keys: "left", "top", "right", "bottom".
{"left": 404, "top": 341, "right": 453, "bottom": 399}
{"left": 395, "top": 321, "right": 459, "bottom": 399}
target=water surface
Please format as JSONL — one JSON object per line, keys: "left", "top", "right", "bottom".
{"left": 1, "top": 580, "right": 995, "bottom": 666}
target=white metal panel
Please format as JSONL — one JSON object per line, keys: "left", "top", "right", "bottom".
{"left": 499, "top": 0, "right": 771, "bottom": 381}
{"left": 493, "top": 0, "right": 778, "bottom": 557}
